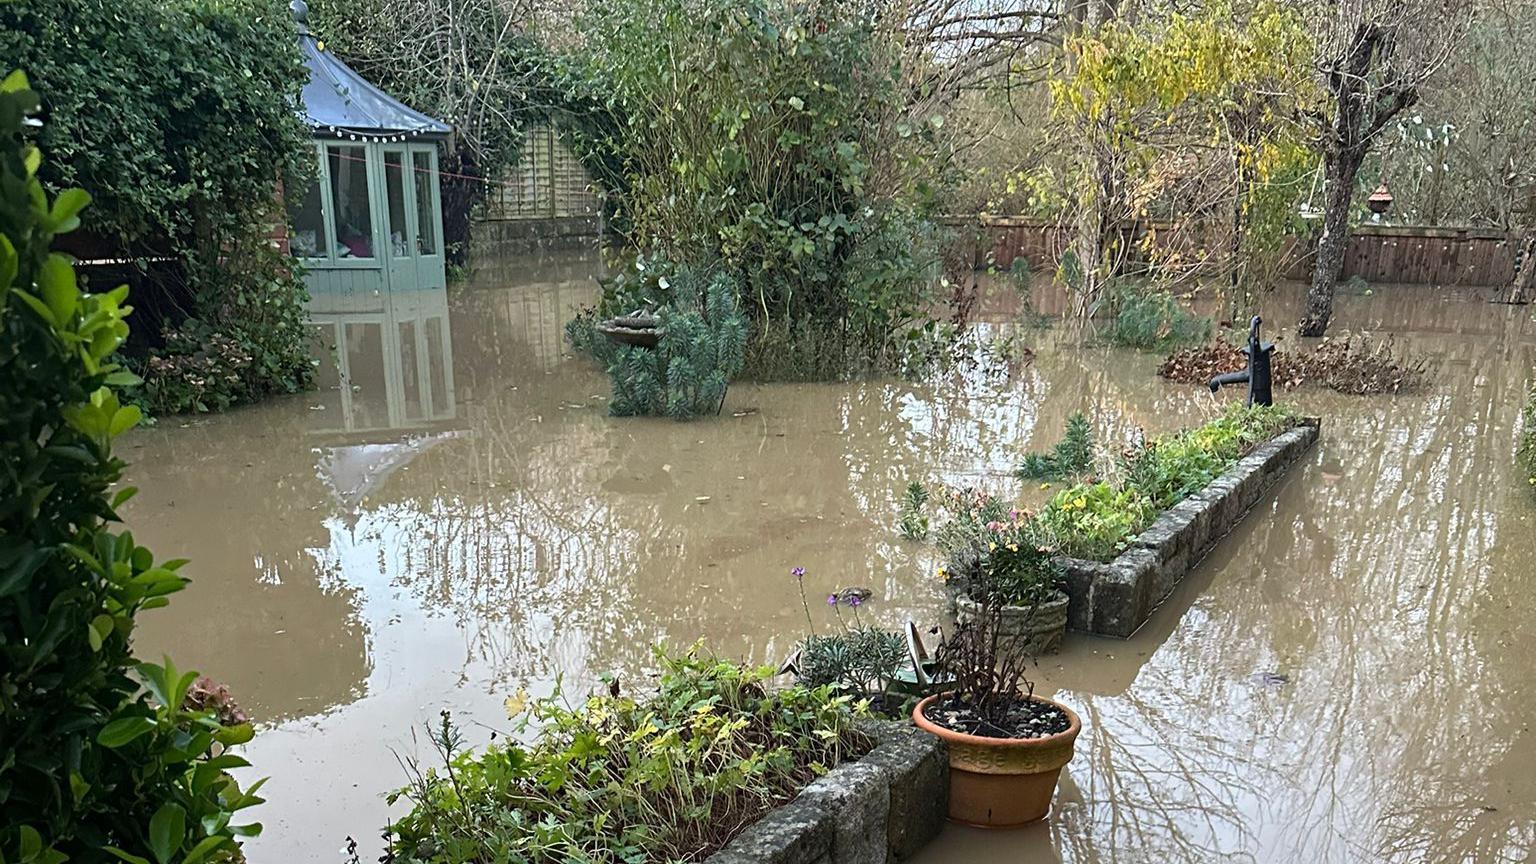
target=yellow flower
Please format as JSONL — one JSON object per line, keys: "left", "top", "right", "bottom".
{"left": 988, "top": 542, "right": 997, "bottom": 551}
{"left": 504, "top": 687, "right": 530, "bottom": 718}
{"left": 936, "top": 565, "right": 949, "bottom": 582}
{"left": 1008, "top": 543, "right": 1019, "bottom": 552}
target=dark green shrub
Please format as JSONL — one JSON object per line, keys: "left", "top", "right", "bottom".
{"left": 1, "top": 71, "right": 262, "bottom": 864}
{"left": 1016, "top": 412, "right": 1096, "bottom": 481}
{"left": 1, "top": 0, "right": 314, "bottom": 414}
{"left": 604, "top": 267, "right": 748, "bottom": 419}
{"left": 385, "top": 647, "right": 869, "bottom": 863}
{"left": 1108, "top": 286, "right": 1212, "bottom": 351}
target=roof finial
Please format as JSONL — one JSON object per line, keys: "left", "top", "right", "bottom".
{"left": 290, "top": 0, "right": 310, "bottom": 28}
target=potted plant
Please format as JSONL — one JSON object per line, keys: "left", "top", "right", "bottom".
{"left": 940, "top": 497, "right": 1069, "bottom": 656}
{"left": 913, "top": 569, "right": 1081, "bottom": 828}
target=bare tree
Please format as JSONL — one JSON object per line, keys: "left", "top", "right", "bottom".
{"left": 1297, "top": 0, "right": 1469, "bottom": 336}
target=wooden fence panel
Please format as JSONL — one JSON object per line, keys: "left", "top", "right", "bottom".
{"left": 948, "top": 216, "right": 1516, "bottom": 287}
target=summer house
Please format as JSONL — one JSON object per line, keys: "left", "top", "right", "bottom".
{"left": 285, "top": 0, "right": 451, "bottom": 299}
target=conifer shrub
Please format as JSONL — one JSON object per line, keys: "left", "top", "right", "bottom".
{"left": 603, "top": 266, "right": 748, "bottom": 419}
{"left": 1, "top": 71, "right": 263, "bottom": 864}
{"left": 1016, "top": 412, "right": 1096, "bottom": 480}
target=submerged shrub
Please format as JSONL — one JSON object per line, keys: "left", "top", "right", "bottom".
{"left": 897, "top": 480, "right": 931, "bottom": 541}
{"left": 1016, "top": 412, "right": 1096, "bottom": 481}
{"left": 604, "top": 266, "right": 748, "bottom": 419}
{"left": 386, "top": 647, "right": 870, "bottom": 863}
{"left": 1108, "top": 286, "right": 1212, "bottom": 351}
{"left": 565, "top": 0, "right": 945, "bottom": 380}
{"left": 0, "top": 71, "right": 263, "bottom": 864}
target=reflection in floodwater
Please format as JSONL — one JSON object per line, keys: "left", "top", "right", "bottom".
{"left": 126, "top": 256, "right": 1536, "bottom": 864}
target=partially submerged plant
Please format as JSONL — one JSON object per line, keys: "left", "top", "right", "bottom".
{"left": 1016, "top": 412, "right": 1096, "bottom": 481}
{"left": 897, "top": 480, "right": 931, "bottom": 540}
{"left": 387, "top": 646, "right": 870, "bottom": 863}
{"left": 1107, "top": 285, "right": 1212, "bottom": 352}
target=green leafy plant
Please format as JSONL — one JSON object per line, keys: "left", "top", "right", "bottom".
{"left": 1039, "top": 404, "right": 1299, "bottom": 560}
{"left": 1016, "top": 412, "right": 1096, "bottom": 481}
{"left": 1107, "top": 286, "right": 1213, "bottom": 352}
{"left": 385, "top": 646, "right": 870, "bottom": 863}
{"left": 604, "top": 266, "right": 749, "bottom": 419}
{"left": 897, "top": 481, "right": 931, "bottom": 541}
{"left": 1035, "top": 481, "right": 1156, "bottom": 561}
{"left": 796, "top": 628, "right": 910, "bottom": 705}
{"left": 1, "top": 0, "right": 314, "bottom": 416}
{"left": 0, "top": 71, "right": 263, "bottom": 864}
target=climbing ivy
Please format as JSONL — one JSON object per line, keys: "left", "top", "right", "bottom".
{"left": 0, "top": 0, "right": 315, "bottom": 414}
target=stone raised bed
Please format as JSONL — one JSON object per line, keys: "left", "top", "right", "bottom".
{"left": 1061, "top": 418, "right": 1320, "bottom": 638}
{"left": 704, "top": 721, "right": 948, "bottom": 864}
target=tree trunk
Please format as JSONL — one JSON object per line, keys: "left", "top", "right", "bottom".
{"left": 1505, "top": 231, "right": 1536, "bottom": 304}
{"left": 1299, "top": 149, "right": 1363, "bottom": 337}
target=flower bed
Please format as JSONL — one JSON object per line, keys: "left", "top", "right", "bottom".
{"left": 384, "top": 647, "right": 905, "bottom": 864}
{"left": 935, "top": 406, "right": 1319, "bottom": 640}
{"left": 1059, "top": 417, "right": 1320, "bottom": 636}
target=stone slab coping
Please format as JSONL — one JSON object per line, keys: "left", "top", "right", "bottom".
{"left": 1059, "top": 418, "right": 1320, "bottom": 638}
{"left": 704, "top": 721, "right": 948, "bottom": 864}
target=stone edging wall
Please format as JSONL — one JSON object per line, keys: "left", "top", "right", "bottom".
{"left": 1061, "top": 418, "right": 1321, "bottom": 638}
{"left": 704, "top": 721, "right": 948, "bottom": 864}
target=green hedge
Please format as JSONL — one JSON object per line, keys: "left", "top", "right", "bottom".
{"left": 1, "top": 70, "right": 264, "bottom": 864}
{"left": 0, "top": 0, "right": 315, "bottom": 414}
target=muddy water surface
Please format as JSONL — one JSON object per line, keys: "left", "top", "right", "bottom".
{"left": 126, "top": 253, "right": 1536, "bottom": 863}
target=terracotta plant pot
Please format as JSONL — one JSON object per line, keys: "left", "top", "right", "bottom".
{"left": 911, "top": 693, "right": 1081, "bottom": 828}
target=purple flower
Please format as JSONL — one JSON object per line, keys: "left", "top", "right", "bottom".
{"left": 826, "top": 593, "right": 840, "bottom": 606}
{"left": 791, "top": 566, "right": 806, "bottom": 579}
{"left": 848, "top": 595, "right": 863, "bottom": 608}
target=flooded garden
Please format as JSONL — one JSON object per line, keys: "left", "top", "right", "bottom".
{"left": 119, "top": 249, "right": 1536, "bottom": 863}
{"left": 11, "top": 1, "right": 1536, "bottom": 862}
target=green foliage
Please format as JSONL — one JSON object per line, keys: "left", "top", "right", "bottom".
{"left": 140, "top": 241, "right": 312, "bottom": 415}
{"left": 796, "top": 628, "right": 910, "bottom": 704}
{"left": 566, "top": 0, "right": 944, "bottom": 377}
{"left": 1122, "top": 403, "right": 1297, "bottom": 510}
{"left": 0, "top": 0, "right": 309, "bottom": 252}
{"left": 0, "top": 0, "right": 315, "bottom": 415}
{"left": 604, "top": 266, "right": 748, "bottom": 419}
{"left": 1040, "top": 403, "right": 1299, "bottom": 560}
{"left": 1107, "top": 287, "right": 1213, "bottom": 352}
{"left": 1035, "top": 482, "right": 1156, "bottom": 561}
{"left": 0, "top": 71, "right": 262, "bottom": 864}
{"left": 385, "top": 646, "right": 870, "bottom": 863}
{"left": 897, "top": 481, "right": 930, "bottom": 541}
{"left": 1016, "top": 413, "right": 1096, "bottom": 481}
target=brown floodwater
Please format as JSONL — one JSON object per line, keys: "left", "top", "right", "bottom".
{"left": 125, "top": 250, "right": 1536, "bottom": 863}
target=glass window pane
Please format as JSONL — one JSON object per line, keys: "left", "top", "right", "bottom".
{"left": 285, "top": 173, "right": 327, "bottom": 259}
{"left": 327, "top": 145, "right": 374, "bottom": 259}
{"left": 383, "top": 152, "right": 410, "bottom": 258}
{"left": 398, "top": 320, "right": 423, "bottom": 421}
{"left": 413, "top": 151, "right": 437, "bottom": 255}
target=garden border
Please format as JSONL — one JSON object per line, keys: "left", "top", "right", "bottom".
{"left": 703, "top": 721, "right": 947, "bottom": 864}
{"left": 1060, "top": 418, "right": 1321, "bottom": 638}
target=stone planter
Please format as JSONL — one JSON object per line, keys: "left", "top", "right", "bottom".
{"left": 704, "top": 721, "right": 948, "bottom": 864}
{"left": 1060, "top": 418, "right": 1320, "bottom": 638}
{"left": 954, "top": 589, "right": 1069, "bottom": 656}
{"left": 911, "top": 693, "right": 1081, "bottom": 828}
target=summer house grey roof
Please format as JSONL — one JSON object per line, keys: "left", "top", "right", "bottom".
{"left": 290, "top": 0, "right": 451, "bottom": 139}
